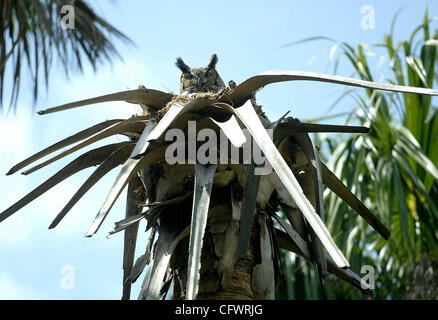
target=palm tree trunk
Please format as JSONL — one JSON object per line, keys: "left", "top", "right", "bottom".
{"left": 146, "top": 162, "right": 276, "bottom": 300}
{"left": 171, "top": 208, "right": 273, "bottom": 300}
{"left": 173, "top": 214, "right": 262, "bottom": 300}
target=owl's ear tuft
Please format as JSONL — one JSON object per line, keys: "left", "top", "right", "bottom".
{"left": 175, "top": 57, "right": 190, "bottom": 74}
{"left": 207, "top": 54, "right": 218, "bottom": 70}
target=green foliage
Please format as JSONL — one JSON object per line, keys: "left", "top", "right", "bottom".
{"left": 278, "top": 8, "right": 438, "bottom": 299}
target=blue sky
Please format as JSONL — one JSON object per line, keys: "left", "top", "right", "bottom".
{"left": 0, "top": 0, "right": 437, "bottom": 299}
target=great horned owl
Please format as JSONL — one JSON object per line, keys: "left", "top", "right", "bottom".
{"left": 175, "top": 54, "right": 226, "bottom": 94}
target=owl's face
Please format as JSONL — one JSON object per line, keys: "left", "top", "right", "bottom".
{"left": 176, "top": 54, "right": 225, "bottom": 94}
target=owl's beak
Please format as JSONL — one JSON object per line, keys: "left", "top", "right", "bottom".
{"left": 197, "top": 76, "right": 202, "bottom": 90}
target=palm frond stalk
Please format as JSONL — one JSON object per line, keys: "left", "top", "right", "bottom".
{"left": 2, "top": 68, "right": 437, "bottom": 300}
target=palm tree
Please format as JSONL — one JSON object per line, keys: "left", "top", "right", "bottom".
{"left": 1, "top": 0, "right": 131, "bottom": 112}
{"left": 279, "top": 8, "right": 438, "bottom": 299}
{"left": 1, "top": 56, "right": 436, "bottom": 299}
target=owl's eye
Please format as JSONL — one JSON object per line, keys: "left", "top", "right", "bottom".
{"left": 187, "top": 73, "right": 194, "bottom": 79}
